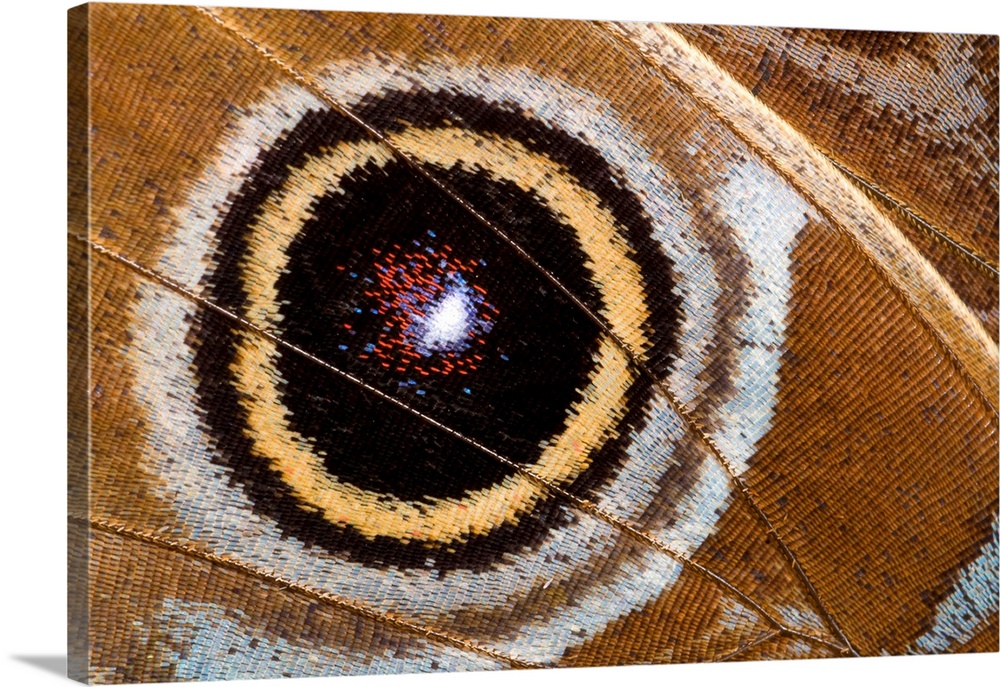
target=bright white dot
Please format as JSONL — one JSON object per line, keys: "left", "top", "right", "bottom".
{"left": 422, "top": 291, "right": 470, "bottom": 350}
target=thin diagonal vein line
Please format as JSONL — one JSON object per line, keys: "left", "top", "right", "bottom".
{"left": 716, "top": 626, "right": 856, "bottom": 662}
{"left": 824, "top": 155, "right": 999, "bottom": 277}
{"left": 83, "top": 234, "right": 823, "bottom": 645}
{"left": 75, "top": 515, "right": 536, "bottom": 669}
{"left": 186, "top": 7, "right": 853, "bottom": 651}
{"left": 712, "top": 630, "right": 781, "bottom": 663}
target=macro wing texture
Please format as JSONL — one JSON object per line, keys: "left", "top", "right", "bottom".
{"left": 67, "top": 4, "right": 999, "bottom": 683}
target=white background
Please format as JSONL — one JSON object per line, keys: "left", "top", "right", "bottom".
{"left": 1, "top": 1, "right": 997, "bottom": 686}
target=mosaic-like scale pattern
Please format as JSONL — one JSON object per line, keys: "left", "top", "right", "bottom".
{"left": 68, "top": 4, "right": 998, "bottom": 683}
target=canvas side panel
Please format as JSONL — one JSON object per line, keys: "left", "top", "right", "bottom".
{"left": 67, "top": 4, "right": 90, "bottom": 683}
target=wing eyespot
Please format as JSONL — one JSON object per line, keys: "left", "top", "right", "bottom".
{"left": 132, "top": 55, "right": 801, "bottom": 660}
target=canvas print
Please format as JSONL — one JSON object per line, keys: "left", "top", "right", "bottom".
{"left": 67, "top": 3, "right": 999, "bottom": 683}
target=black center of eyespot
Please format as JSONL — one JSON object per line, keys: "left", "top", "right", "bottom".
{"left": 275, "top": 162, "right": 601, "bottom": 501}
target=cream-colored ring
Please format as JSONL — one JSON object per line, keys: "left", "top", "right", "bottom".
{"left": 233, "top": 130, "right": 650, "bottom": 545}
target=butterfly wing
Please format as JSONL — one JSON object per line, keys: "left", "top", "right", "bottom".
{"left": 68, "top": 4, "right": 999, "bottom": 682}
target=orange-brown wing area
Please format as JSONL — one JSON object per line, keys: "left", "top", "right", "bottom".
{"left": 750, "top": 218, "right": 998, "bottom": 654}
{"left": 675, "top": 25, "right": 1000, "bottom": 339}
{"left": 70, "top": 3, "right": 998, "bottom": 682}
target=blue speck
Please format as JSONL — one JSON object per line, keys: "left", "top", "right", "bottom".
{"left": 500, "top": 354, "right": 509, "bottom": 361}
{"left": 338, "top": 344, "right": 348, "bottom": 351}
{"left": 416, "top": 389, "right": 426, "bottom": 396}
{"left": 354, "top": 308, "right": 362, "bottom": 313}
{"left": 364, "top": 343, "right": 375, "bottom": 352}
{"left": 463, "top": 388, "right": 471, "bottom": 394}
{"left": 349, "top": 272, "right": 358, "bottom": 279}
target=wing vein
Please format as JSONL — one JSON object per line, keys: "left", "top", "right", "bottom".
{"left": 594, "top": 19, "right": 1000, "bottom": 654}
{"left": 712, "top": 629, "right": 781, "bottom": 662}
{"left": 77, "top": 515, "right": 536, "bottom": 669}
{"left": 823, "top": 154, "right": 999, "bottom": 276}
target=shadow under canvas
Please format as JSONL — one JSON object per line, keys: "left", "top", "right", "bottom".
{"left": 12, "top": 655, "right": 67, "bottom": 678}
